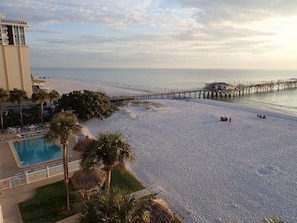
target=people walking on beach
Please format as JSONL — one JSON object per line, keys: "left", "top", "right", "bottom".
{"left": 229, "top": 117, "right": 231, "bottom": 123}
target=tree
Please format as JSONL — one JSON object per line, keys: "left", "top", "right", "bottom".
{"left": 48, "top": 90, "right": 59, "bottom": 113}
{"left": 0, "top": 88, "right": 10, "bottom": 133}
{"left": 78, "top": 187, "right": 150, "bottom": 223}
{"left": 45, "top": 110, "right": 82, "bottom": 211}
{"left": 58, "top": 90, "right": 115, "bottom": 120}
{"left": 80, "top": 131, "right": 135, "bottom": 191}
{"left": 31, "top": 90, "right": 49, "bottom": 124}
{"left": 9, "top": 88, "right": 27, "bottom": 128}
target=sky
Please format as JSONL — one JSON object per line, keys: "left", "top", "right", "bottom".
{"left": 2, "top": 0, "right": 297, "bottom": 69}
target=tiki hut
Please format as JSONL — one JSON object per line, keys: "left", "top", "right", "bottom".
{"left": 139, "top": 199, "right": 174, "bottom": 223}
{"left": 71, "top": 168, "right": 106, "bottom": 199}
{"left": 73, "top": 135, "right": 94, "bottom": 152}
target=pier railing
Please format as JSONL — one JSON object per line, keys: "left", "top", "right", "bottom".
{"left": 110, "top": 78, "right": 297, "bottom": 101}
{"left": 0, "top": 160, "right": 80, "bottom": 191}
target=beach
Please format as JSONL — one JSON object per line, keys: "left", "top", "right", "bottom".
{"left": 44, "top": 77, "right": 297, "bottom": 223}
{"left": 40, "top": 77, "right": 148, "bottom": 96}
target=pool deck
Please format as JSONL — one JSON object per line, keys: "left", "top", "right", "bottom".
{"left": 0, "top": 132, "right": 81, "bottom": 223}
{"left": 0, "top": 133, "right": 80, "bottom": 179}
{"left": 0, "top": 133, "right": 155, "bottom": 223}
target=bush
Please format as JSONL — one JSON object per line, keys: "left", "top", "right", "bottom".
{"left": 58, "top": 90, "right": 116, "bottom": 120}
{"left": 262, "top": 216, "right": 284, "bottom": 223}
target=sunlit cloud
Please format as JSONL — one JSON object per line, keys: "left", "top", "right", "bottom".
{"left": 1, "top": 0, "right": 297, "bottom": 68}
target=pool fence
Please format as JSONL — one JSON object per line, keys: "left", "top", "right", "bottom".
{"left": 0, "top": 160, "right": 80, "bottom": 191}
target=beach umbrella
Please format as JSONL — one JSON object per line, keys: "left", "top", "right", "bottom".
{"left": 139, "top": 199, "right": 174, "bottom": 223}
{"left": 71, "top": 168, "right": 106, "bottom": 191}
{"left": 72, "top": 135, "right": 94, "bottom": 152}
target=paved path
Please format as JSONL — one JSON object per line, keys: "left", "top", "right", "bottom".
{"left": 0, "top": 175, "right": 67, "bottom": 223}
{"left": 129, "top": 188, "right": 151, "bottom": 199}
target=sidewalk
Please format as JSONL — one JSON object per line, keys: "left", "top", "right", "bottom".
{"left": 0, "top": 175, "right": 67, "bottom": 223}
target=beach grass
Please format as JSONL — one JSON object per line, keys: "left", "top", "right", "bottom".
{"left": 115, "top": 100, "right": 163, "bottom": 110}
{"left": 130, "top": 100, "right": 163, "bottom": 109}
{"left": 32, "top": 79, "right": 45, "bottom": 84}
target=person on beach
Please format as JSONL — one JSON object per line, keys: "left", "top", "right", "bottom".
{"left": 229, "top": 117, "right": 231, "bottom": 123}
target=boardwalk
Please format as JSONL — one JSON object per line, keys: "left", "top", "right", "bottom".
{"left": 110, "top": 79, "right": 297, "bottom": 101}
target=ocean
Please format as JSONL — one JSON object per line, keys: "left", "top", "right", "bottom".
{"left": 31, "top": 68, "right": 297, "bottom": 116}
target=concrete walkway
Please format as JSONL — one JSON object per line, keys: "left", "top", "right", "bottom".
{"left": 0, "top": 175, "right": 67, "bottom": 223}
{"left": 55, "top": 214, "right": 79, "bottom": 223}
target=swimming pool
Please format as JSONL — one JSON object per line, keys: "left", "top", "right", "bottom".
{"left": 11, "top": 137, "right": 62, "bottom": 167}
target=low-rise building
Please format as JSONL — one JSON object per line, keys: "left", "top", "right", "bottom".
{"left": 205, "top": 82, "right": 234, "bottom": 91}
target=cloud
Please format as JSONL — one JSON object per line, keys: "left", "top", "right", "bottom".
{"left": 172, "top": 26, "right": 273, "bottom": 42}
{"left": 2, "top": 0, "right": 160, "bottom": 26}
{"left": 178, "top": 0, "right": 297, "bottom": 24}
{"left": 2, "top": 0, "right": 297, "bottom": 68}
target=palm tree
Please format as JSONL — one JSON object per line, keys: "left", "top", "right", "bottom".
{"left": 45, "top": 110, "right": 82, "bottom": 211}
{"left": 48, "top": 90, "right": 59, "bottom": 113}
{"left": 31, "top": 90, "right": 49, "bottom": 124}
{"left": 0, "top": 88, "right": 10, "bottom": 133}
{"left": 78, "top": 187, "right": 150, "bottom": 223}
{"left": 80, "top": 131, "right": 135, "bottom": 191}
{"left": 9, "top": 88, "right": 27, "bottom": 128}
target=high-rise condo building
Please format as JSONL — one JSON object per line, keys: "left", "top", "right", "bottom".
{"left": 0, "top": 13, "right": 32, "bottom": 97}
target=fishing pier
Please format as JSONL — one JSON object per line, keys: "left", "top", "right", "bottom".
{"left": 110, "top": 79, "right": 297, "bottom": 101}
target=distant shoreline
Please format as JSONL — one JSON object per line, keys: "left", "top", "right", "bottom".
{"left": 41, "top": 77, "right": 148, "bottom": 96}
{"left": 40, "top": 76, "right": 297, "bottom": 117}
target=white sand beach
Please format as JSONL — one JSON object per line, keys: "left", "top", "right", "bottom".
{"left": 41, "top": 77, "right": 147, "bottom": 96}
{"left": 44, "top": 77, "right": 297, "bottom": 223}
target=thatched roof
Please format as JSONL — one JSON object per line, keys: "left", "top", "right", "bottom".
{"left": 71, "top": 168, "right": 106, "bottom": 190}
{"left": 73, "top": 135, "right": 94, "bottom": 152}
{"left": 139, "top": 199, "right": 174, "bottom": 223}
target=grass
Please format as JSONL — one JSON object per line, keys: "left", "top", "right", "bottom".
{"left": 19, "top": 167, "right": 145, "bottom": 223}
{"left": 19, "top": 181, "right": 80, "bottom": 223}
{"left": 110, "top": 166, "right": 145, "bottom": 192}
{"left": 19, "top": 167, "right": 182, "bottom": 223}
{"left": 115, "top": 100, "right": 164, "bottom": 110}
{"left": 32, "top": 78, "right": 45, "bottom": 84}
{"left": 172, "top": 218, "right": 183, "bottom": 223}
{"left": 130, "top": 100, "right": 163, "bottom": 110}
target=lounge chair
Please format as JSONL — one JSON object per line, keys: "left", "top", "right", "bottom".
{"left": 36, "top": 130, "right": 43, "bottom": 135}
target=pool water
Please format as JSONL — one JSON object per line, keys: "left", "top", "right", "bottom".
{"left": 13, "top": 137, "right": 62, "bottom": 166}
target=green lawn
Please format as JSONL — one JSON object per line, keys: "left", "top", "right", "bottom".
{"left": 19, "top": 167, "right": 145, "bottom": 223}
{"left": 19, "top": 181, "right": 79, "bottom": 223}
{"left": 19, "top": 167, "right": 182, "bottom": 223}
{"left": 110, "top": 166, "right": 145, "bottom": 192}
